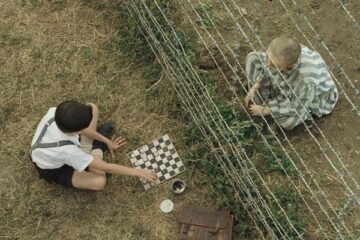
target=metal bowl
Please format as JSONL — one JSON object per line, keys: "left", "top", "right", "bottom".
{"left": 171, "top": 179, "right": 186, "bottom": 194}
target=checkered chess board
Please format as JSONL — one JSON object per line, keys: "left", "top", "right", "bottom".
{"left": 128, "top": 134, "right": 186, "bottom": 190}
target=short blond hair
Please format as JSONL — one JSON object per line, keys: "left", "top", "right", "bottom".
{"left": 268, "top": 36, "right": 301, "bottom": 66}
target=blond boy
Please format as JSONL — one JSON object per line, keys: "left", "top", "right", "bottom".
{"left": 244, "top": 36, "right": 338, "bottom": 130}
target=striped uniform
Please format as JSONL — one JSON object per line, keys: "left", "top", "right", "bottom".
{"left": 245, "top": 45, "right": 338, "bottom": 130}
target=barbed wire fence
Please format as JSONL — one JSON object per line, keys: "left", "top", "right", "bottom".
{"left": 124, "top": 0, "right": 360, "bottom": 238}
{"left": 128, "top": 4, "right": 292, "bottom": 238}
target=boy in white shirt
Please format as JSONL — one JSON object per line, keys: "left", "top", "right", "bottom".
{"left": 31, "top": 100, "right": 156, "bottom": 190}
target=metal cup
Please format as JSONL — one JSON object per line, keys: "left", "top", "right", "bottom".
{"left": 171, "top": 179, "right": 186, "bottom": 194}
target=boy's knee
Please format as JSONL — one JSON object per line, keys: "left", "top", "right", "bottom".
{"left": 93, "top": 175, "right": 106, "bottom": 191}
{"left": 277, "top": 116, "right": 299, "bottom": 130}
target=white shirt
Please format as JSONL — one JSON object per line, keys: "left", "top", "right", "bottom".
{"left": 31, "top": 107, "right": 93, "bottom": 172}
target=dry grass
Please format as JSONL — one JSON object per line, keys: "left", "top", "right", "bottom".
{"left": 5, "top": 0, "right": 360, "bottom": 239}
{"left": 0, "top": 1, "right": 219, "bottom": 239}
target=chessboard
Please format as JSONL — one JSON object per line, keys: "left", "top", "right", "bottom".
{"left": 128, "top": 134, "right": 186, "bottom": 190}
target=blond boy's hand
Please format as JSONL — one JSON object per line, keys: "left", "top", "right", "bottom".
{"left": 248, "top": 104, "right": 270, "bottom": 116}
{"left": 106, "top": 136, "right": 126, "bottom": 158}
{"left": 244, "top": 88, "right": 256, "bottom": 109}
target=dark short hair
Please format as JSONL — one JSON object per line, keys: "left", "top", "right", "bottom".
{"left": 55, "top": 100, "right": 93, "bottom": 133}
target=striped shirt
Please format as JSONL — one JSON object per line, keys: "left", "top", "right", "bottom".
{"left": 245, "top": 45, "right": 338, "bottom": 129}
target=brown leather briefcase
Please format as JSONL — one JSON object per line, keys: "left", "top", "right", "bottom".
{"left": 178, "top": 206, "right": 234, "bottom": 240}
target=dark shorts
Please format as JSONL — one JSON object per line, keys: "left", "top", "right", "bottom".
{"left": 33, "top": 163, "right": 75, "bottom": 188}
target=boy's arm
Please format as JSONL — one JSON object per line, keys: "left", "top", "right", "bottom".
{"left": 80, "top": 103, "right": 111, "bottom": 144}
{"left": 81, "top": 132, "right": 126, "bottom": 158}
{"left": 89, "top": 157, "right": 157, "bottom": 182}
{"left": 251, "top": 82, "right": 261, "bottom": 91}
{"left": 80, "top": 101, "right": 126, "bottom": 156}
{"left": 86, "top": 103, "right": 99, "bottom": 130}
{"left": 244, "top": 82, "right": 261, "bottom": 109}
{"left": 81, "top": 128, "right": 111, "bottom": 145}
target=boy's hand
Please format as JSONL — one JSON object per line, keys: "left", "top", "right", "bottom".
{"left": 106, "top": 136, "right": 126, "bottom": 158}
{"left": 244, "top": 82, "right": 261, "bottom": 110}
{"left": 243, "top": 88, "right": 256, "bottom": 109}
{"left": 248, "top": 104, "right": 270, "bottom": 116}
{"left": 137, "top": 169, "right": 157, "bottom": 182}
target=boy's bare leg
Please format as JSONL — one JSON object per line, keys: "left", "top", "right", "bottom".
{"left": 79, "top": 140, "right": 105, "bottom": 175}
{"left": 72, "top": 170, "right": 106, "bottom": 191}
{"left": 71, "top": 148, "right": 107, "bottom": 190}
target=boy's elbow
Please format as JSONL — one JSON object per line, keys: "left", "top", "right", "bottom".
{"left": 93, "top": 104, "right": 99, "bottom": 113}
{"left": 91, "top": 156, "right": 111, "bottom": 173}
{"left": 89, "top": 103, "right": 99, "bottom": 116}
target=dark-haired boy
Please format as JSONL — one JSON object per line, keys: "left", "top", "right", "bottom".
{"left": 31, "top": 100, "right": 156, "bottom": 190}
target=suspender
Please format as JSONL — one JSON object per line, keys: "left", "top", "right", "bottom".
{"left": 31, "top": 117, "right": 75, "bottom": 152}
